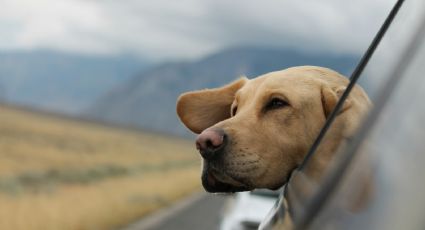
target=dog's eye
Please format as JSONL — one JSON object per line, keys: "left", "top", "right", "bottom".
{"left": 232, "top": 106, "right": 238, "bottom": 116}
{"left": 265, "top": 98, "right": 289, "bottom": 110}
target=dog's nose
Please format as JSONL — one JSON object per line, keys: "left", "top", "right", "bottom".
{"left": 196, "top": 128, "right": 226, "bottom": 160}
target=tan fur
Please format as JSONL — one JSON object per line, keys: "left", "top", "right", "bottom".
{"left": 176, "top": 66, "right": 371, "bottom": 190}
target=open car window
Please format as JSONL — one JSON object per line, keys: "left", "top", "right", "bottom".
{"left": 261, "top": 0, "right": 425, "bottom": 229}
{"left": 309, "top": 33, "right": 425, "bottom": 230}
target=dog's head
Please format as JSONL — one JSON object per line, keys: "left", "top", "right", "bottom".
{"left": 177, "top": 66, "right": 371, "bottom": 193}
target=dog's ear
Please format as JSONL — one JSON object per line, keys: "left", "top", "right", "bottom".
{"left": 176, "top": 77, "right": 248, "bottom": 134}
{"left": 321, "top": 85, "right": 352, "bottom": 118}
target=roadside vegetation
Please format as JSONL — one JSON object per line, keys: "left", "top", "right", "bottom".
{"left": 0, "top": 105, "right": 201, "bottom": 230}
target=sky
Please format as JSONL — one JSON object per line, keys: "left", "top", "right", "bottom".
{"left": 0, "top": 0, "right": 395, "bottom": 61}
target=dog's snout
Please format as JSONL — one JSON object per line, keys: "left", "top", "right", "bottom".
{"left": 196, "top": 128, "right": 226, "bottom": 160}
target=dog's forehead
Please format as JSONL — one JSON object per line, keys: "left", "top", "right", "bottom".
{"left": 236, "top": 72, "right": 308, "bottom": 100}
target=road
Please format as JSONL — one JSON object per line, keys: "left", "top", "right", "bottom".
{"left": 121, "top": 192, "right": 228, "bottom": 230}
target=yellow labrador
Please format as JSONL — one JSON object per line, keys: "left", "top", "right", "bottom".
{"left": 176, "top": 66, "right": 371, "bottom": 193}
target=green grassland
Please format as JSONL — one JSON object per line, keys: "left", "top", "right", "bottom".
{"left": 0, "top": 105, "right": 201, "bottom": 230}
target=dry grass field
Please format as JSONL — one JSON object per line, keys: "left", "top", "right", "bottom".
{"left": 0, "top": 105, "right": 201, "bottom": 230}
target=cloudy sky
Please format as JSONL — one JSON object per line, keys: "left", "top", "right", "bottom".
{"left": 0, "top": 0, "right": 395, "bottom": 61}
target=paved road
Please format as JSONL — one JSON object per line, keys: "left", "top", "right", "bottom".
{"left": 122, "top": 193, "right": 228, "bottom": 230}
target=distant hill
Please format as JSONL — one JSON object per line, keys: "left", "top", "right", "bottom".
{"left": 85, "top": 47, "right": 360, "bottom": 136}
{"left": 0, "top": 50, "right": 147, "bottom": 114}
{"left": 0, "top": 83, "right": 5, "bottom": 101}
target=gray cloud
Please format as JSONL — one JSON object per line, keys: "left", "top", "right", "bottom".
{"left": 0, "top": 0, "right": 395, "bottom": 61}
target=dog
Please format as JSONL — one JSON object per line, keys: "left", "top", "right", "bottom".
{"left": 176, "top": 66, "right": 371, "bottom": 193}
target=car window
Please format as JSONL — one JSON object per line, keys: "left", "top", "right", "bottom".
{"left": 294, "top": 0, "right": 425, "bottom": 229}
{"left": 261, "top": 0, "right": 425, "bottom": 229}
{"left": 308, "top": 16, "right": 425, "bottom": 230}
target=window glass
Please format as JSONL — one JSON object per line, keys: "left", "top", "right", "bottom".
{"left": 308, "top": 0, "right": 425, "bottom": 229}
{"left": 301, "top": 0, "right": 425, "bottom": 191}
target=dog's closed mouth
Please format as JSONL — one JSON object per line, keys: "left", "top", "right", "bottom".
{"left": 202, "top": 167, "right": 249, "bottom": 193}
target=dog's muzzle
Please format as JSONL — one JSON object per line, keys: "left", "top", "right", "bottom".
{"left": 196, "top": 128, "right": 250, "bottom": 192}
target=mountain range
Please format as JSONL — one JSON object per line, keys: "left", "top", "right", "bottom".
{"left": 0, "top": 50, "right": 147, "bottom": 114}
{"left": 85, "top": 47, "right": 360, "bottom": 136}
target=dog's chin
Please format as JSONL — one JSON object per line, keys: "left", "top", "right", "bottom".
{"left": 201, "top": 168, "right": 250, "bottom": 193}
